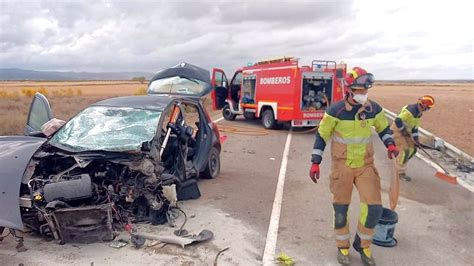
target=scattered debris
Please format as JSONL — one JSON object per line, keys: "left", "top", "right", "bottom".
{"left": 174, "top": 229, "right": 189, "bottom": 237}
{"left": 277, "top": 251, "right": 295, "bottom": 266}
{"left": 220, "top": 135, "right": 228, "bottom": 144}
{"left": 131, "top": 234, "right": 146, "bottom": 249}
{"left": 16, "top": 241, "right": 28, "bottom": 252}
{"left": 213, "top": 247, "right": 230, "bottom": 266}
{"left": 131, "top": 229, "right": 214, "bottom": 249}
{"left": 109, "top": 239, "right": 129, "bottom": 249}
{"left": 147, "top": 240, "right": 161, "bottom": 248}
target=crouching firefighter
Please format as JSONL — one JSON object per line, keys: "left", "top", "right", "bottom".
{"left": 391, "top": 95, "right": 435, "bottom": 181}
{"left": 309, "top": 67, "right": 399, "bottom": 266}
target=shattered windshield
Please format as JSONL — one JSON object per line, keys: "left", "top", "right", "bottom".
{"left": 50, "top": 106, "right": 161, "bottom": 152}
{"left": 148, "top": 76, "right": 208, "bottom": 95}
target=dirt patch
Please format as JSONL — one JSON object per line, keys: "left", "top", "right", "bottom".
{"left": 370, "top": 83, "right": 474, "bottom": 156}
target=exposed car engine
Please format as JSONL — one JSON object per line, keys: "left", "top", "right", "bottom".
{"left": 18, "top": 152, "right": 172, "bottom": 243}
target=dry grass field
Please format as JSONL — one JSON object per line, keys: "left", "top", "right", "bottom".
{"left": 0, "top": 80, "right": 146, "bottom": 96}
{"left": 0, "top": 81, "right": 146, "bottom": 135}
{"left": 0, "top": 81, "right": 472, "bottom": 155}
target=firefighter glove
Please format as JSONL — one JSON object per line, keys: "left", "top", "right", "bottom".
{"left": 387, "top": 144, "right": 399, "bottom": 159}
{"left": 309, "top": 163, "right": 320, "bottom": 183}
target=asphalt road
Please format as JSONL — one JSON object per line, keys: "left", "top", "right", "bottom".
{"left": 1, "top": 117, "right": 473, "bottom": 265}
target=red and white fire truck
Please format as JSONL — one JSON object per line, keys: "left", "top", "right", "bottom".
{"left": 211, "top": 57, "right": 347, "bottom": 129}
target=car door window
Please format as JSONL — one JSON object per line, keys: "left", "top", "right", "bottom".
{"left": 182, "top": 103, "right": 200, "bottom": 137}
{"left": 25, "top": 93, "right": 52, "bottom": 133}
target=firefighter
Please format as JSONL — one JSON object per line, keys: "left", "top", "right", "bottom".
{"left": 391, "top": 95, "right": 435, "bottom": 181}
{"left": 309, "top": 67, "right": 399, "bottom": 266}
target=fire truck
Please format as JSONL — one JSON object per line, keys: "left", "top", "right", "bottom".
{"left": 211, "top": 57, "right": 347, "bottom": 129}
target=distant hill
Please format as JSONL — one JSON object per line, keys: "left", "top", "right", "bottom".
{"left": 0, "top": 68, "right": 155, "bottom": 81}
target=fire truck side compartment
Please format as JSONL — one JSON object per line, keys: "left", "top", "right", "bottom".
{"left": 301, "top": 72, "right": 333, "bottom": 111}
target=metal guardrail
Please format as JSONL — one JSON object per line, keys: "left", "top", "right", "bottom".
{"left": 384, "top": 109, "right": 474, "bottom": 164}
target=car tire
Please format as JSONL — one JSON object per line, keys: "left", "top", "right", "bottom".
{"left": 262, "top": 109, "right": 277, "bottom": 129}
{"left": 223, "top": 104, "right": 236, "bottom": 121}
{"left": 202, "top": 146, "right": 220, "bottom": 179}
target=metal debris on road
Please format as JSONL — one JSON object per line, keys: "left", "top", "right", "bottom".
{"left": 109, "top": 239, "right": 129, "bottom": 249}
{"left": 213, "top": 247, "right": 230, "bottom": 266}
{"left": 131, "top": 229, "right": 214, "bottom": 249}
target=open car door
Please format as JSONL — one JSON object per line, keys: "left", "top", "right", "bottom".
{"left": 148, "top": 63, "right": 213, "bottom": 98}
{"left": 211, "top": 68, "right": 228, "bottom": 110}
{"left": 24, "top": 92, "right": 53, "bottom": 135}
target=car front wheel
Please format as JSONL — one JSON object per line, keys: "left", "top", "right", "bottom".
{"left": 202, "top": 146, "right": 220, "bottom": 179}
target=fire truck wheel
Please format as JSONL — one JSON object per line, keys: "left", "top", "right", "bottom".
{"left": 223, "top": 104, "right": 236, "bottom": 121}
{"left": 202, "top": 146, "right": 220, "bottom": 179}
{"left": 262, "top": 109, "right": 277, "bottom": 129}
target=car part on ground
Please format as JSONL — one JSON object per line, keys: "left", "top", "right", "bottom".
{"left": 131, "top": 229, "right": 214, "bottom": 249}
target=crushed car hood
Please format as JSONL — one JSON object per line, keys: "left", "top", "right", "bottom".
{"left": 0, "top": 136, "right": 46, "bottom": 230}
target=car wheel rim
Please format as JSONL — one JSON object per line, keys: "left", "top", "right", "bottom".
{"left": 210, "top": 153, "right": 219, "bottom": 176}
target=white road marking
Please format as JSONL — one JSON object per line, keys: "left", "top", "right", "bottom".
{"left": 262, "top": 129, "right": 293, "bottom": 265}
{"left": 213, "top": 117, "right": 224, "bottom": 123}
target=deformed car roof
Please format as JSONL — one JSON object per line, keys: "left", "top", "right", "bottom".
{"left": 93, "top": 95, "right": 175, "bottom": 111}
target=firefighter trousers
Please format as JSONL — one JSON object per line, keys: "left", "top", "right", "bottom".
{"left": 391, "top": 125, "right": 417, "bottom": 177}
{"left": 330, "top": 160, "right": 383, "bottom": 249}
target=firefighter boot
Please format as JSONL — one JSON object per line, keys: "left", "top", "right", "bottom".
{"left": 353, "top": 234, "right": 376, "bottom": 266}
{"left": 337, "top": 247, "right": 351, "bottom": 265}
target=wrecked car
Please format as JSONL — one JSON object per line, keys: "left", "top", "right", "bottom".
{"left": 0, "top": 63, "right": 221, "bottom": 244}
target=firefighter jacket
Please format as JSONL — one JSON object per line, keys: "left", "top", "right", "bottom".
{"left": 311, "top": 99, "right": 394, "bottom": 168}
{"left": 394, "top": 104, "right": 422, "bottom": 140}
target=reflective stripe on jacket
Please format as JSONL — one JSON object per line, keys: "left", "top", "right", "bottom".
{"left": 311, "top": 99, "right": 394, "bottom": 168}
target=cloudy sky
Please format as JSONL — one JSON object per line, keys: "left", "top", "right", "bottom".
{"left": 0, "top": 0, "right": 472, "bottom": 79}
